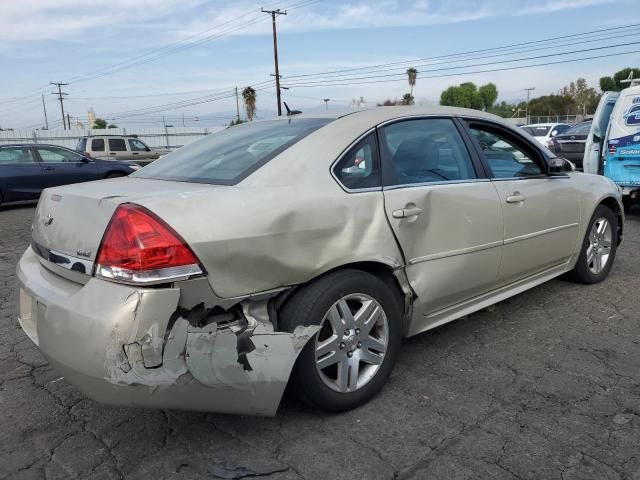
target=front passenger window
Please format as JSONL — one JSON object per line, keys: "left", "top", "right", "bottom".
{"left": 467, "top": 125, "right": 543, "bottom": 178}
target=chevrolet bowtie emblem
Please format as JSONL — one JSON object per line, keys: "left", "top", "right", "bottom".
{"left": 42, "top": 214, "right": 54, "bottom": 226}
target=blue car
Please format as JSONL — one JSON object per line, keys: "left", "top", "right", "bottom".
{"left": 0, "top": 144, "right": 138, "bottom": 206}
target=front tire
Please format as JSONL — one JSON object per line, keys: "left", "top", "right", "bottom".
{"left": 569, "top": 205, "right": 618, "bottom": 284}
{"left": 279, "top": 269, "right": 402, "bottom": 412}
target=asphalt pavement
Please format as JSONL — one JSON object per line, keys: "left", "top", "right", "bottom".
{"left": 1, "top": 203, "right": 639, "bottom": 480}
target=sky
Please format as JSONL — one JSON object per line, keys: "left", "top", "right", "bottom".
{"left": 0, "top": 0, "right": 638, "bottom": 129}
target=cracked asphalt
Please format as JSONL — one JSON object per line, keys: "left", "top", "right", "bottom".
{"left": 1, "top": 203, "right": 639, "bottom": 480}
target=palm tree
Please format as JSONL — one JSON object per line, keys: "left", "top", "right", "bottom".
{"left": 242, "top": 87, "right": 257, "bottom": 121}
{"left": 406, "top": 67, "right": 418, "bottom": 98}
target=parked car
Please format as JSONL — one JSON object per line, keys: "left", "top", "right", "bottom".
{"left": 17, "top": 107, "right": 623, "bottom": 416}
{"left": 77, "top": 135, "right": 165, "bottom": 165}
{"left": 547, "top": 120, "right": 592, "bottom": 168}
{"left": 584, "top": 83, "right": 640, "bottom": 213}
{"left": 0, "top": 144, "right": 138, "bottom": 206}
{"left": 521, "top": 123, "right": 572, "bottom": 147}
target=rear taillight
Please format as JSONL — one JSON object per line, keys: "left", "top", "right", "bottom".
{"left": 95, "top": 203, "right": 203, "bottom": 284}
{"left": 609, "top": 145, "right": 617, "bottom": 155}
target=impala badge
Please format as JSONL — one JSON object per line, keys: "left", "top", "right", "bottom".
{"left": 76, "top": 249, "right": 91, "bottom": 258}
{"left": 42, "top": 214, "right": 54, "bottom": 226}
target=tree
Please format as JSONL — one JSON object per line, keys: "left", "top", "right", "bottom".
{"left": 93, "top": 118, "right": 107, "bottom": 129}
{"left": 599, "top": 68, "right": 640, "bottom": 92}
{"left": 378, "top": 99, "right": 400, "bottom": 106}
{"left": 107, "top": 123, "right": 117, "bottom": 129}
{"left": 560, "top": 77, "right": 600, "bottom": 114}
{"left": 406, "top": 67, "right": 417, "bottom": 98}
{"left": 401, "top": 93, "right": 414, "bottom": 105}
{"left": 242, "top": 87, "right": 257, "bottom": 121}
{"left": 440, "top": 82, "right": 485, "bottom": 110}
{"left": 478, "top": 83, "right": 498, "bottom": 110}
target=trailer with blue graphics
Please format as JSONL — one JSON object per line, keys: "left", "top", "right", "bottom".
{"left": 584, "top": 76, "right": 640, "bottom": 213}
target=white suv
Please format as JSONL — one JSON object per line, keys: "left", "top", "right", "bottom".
{"left": 77, "top": 136, "right": 163, "bottom": 165}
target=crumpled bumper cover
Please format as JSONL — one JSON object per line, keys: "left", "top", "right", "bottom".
{"left": 16, "top": 246, "right": 318, "bottom": 416}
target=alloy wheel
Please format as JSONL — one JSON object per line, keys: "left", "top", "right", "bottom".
{"left": 587, "top": 217, "right": 612, "bottom": 274}
{"left": 314, "top": 294, "right": 388, "bottom": 393}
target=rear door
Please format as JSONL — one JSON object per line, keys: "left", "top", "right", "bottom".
{"left": 380, "top": 117, "right": 503, "bottom": 331}
{"left": 464, "top": 120, "right": 580, "bottom": 284}
{"left": 0, "top": 146, "right": 45, "bottom": 202}
{"left": 89, "top": 138, "right": 108, "bottom": 159}
{"left": 583, "top": 91, "right": 619, "bottom": 174}
{"left": 35, "top": 146, "right": 100, "bottom": 188}
{"left": 107, "top": 137, "right": 130, "bottom": 160}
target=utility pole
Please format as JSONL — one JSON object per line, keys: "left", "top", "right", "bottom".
{"left": 182, "top": 113, "right": 185, "bottom": 127}
{"left": 50, "top": 82, "right": 68, "bottom": 130}
{"left": 67, "top": 114, "right": 71, "bottom": 130}
{"left": 524, "top": 87, "right": 535, "bottom": 124}
{"left": 234, "top": 87, "right": 241, "bottom": 122}
{"left": 41, "top": 94, "right": 49, "bottom": 130}
{"left": 262, "top": 8, "right": 287, "bottom": 116}
{"left": 324, "top": 98, "right": 330, "bottom": 111}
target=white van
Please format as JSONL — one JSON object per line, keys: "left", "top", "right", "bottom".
{"left": 584, "top": 83, "right": 640, "bottom": 212}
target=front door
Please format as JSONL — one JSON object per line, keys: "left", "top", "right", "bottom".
{"left": 35, "top": 146, "right": 99, "bottom": 188}
{"left": 464, "top": 120, "right": 581, "bottom": 284}
{"left": 379, "top": 118, "right": 503, "bottom": 332}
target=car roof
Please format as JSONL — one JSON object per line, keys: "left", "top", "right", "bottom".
{"left": 523, "top": 123, "right": 568, "bottom": 127}
{"left": 0, "top": 143, "right": 75, "bottom": 149}
{"left": 253, "top": 105, "right": 514, "bottom": 128}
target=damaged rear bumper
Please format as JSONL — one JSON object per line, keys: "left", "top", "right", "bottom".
{"left": 16, "top": 246, "right": 317, "bottom": 416}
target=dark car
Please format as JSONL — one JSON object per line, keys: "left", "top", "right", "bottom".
{"left": 0, "top": 144, "right": 138, "bottom": 206}
{"left": 548, "top": 121, "right": 592, "bottom": 168}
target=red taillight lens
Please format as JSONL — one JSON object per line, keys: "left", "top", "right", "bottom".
{"left": 95, "top": 203, "right": 203, "bottom": 284}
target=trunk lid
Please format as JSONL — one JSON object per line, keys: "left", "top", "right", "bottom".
{"left": 31, "top": 177, "right": 217, "bottom": 280}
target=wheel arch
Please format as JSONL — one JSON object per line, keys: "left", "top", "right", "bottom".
{"left": 597, "top": 195, "right": 624, "bottom": 245}
{"left": 273, "top": 260, "right": 413, "bottom": 334}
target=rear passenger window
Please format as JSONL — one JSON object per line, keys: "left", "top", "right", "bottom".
{"left": 92, "top": 139, "right": 105, "bottom": 151}
{"left": 0, "top": 147, "right": 34, "bottom": 164}
{"left": 380, "top": 119, "right": 476, "bottom": 186}
{"left": 108, "top": 139, "right": 127, "bottom": 152}
{"left": 333, "top": 132, "right": 380, "bottom": 190}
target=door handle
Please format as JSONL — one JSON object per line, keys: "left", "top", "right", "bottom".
{"left": 392, "top": 207, "right": 423, "bottom": 218}
{"left": 506, "top": 193, "right": 526, "bottom": 204}
{"left": 132, "top": 152, "right": 139, "bottom": 155}
{"left": 109, "top": 152, "right": 116, "bottom": 155}
{"left": 43, "top": 166, "right": 54, "bottom": 171}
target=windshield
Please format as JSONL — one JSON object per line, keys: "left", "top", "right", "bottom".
{"left": 563, "top": 122, "right": 592, "bottom": 136}
{"left": 522, "top": 126, "right": 551, "bottom": 136}
{"left": 134, "top": 117, "right": 333, "bottom": 185}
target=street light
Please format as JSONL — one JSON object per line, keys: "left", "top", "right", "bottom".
{"left": 324, "top": 98, "right": 330, "bottom": 111}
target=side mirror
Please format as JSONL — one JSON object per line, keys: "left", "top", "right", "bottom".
{"left": 80, "top": 156, "right": 91, "bottom": 163}
{"left": 145, "top": 147, "right": 151, "bottom": 152}
{"left": 549, "top": 157, "right": 574, "bottom": 175}
{"left": 593, "top": 133, "right": 602, "bottom": 143}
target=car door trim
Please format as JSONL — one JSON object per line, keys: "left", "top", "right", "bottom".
{"left": 504, "top": 222, "right": 579, "bottom": 245}
{"left": 383, "top": 178, "right": 490, "bottom": 191}
{"left": 409, "top": 239, "right": 503, "bottom": 265}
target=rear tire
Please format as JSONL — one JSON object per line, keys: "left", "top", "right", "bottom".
{"left": 279, "top": 269, "right": 402, "bottom": 412}
{"left": 568, "top": 205, "right": 618, "bottom": 284}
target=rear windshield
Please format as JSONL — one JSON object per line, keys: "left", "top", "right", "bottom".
{"left": 134, "top": 118, "right": 332, "bottom": 185}
{"left": 522, "top": 126, "right": 551, "bottom": 136}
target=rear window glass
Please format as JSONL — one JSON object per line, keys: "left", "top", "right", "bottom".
{"left": 522, "top": 126, "right": 551, "bottom": 136}
{"left": 92, "top": 139, "right": 105, "bottom": 151}
{"left": 134, "top": 118, "right": 332, "bottom": 185}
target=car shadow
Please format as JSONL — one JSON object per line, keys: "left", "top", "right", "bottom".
{"left": 0, "top": 201, "right": 37, "bottom": 211}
